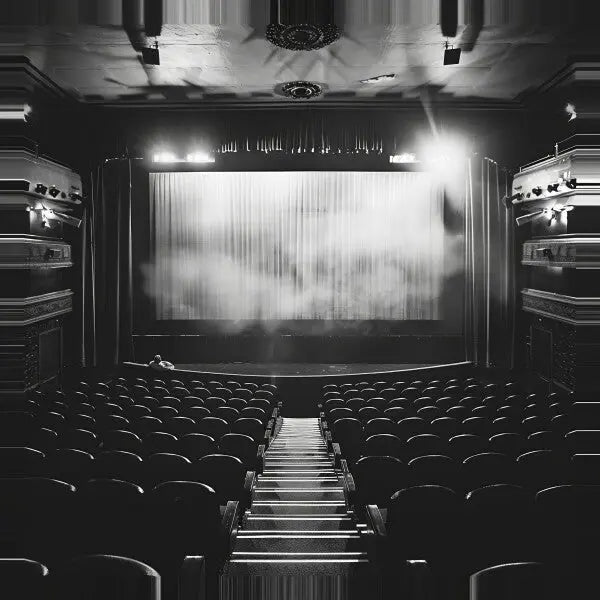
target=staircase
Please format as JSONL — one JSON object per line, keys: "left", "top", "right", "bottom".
{"left": 220, "top": 417, "right": 379, "bottom": 600}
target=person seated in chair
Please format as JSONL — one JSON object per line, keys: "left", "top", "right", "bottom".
{"left": 148, "top": 354, "right": 174, "bottom": 371}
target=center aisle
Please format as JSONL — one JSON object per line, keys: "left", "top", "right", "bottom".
{"left": 220, "top": 418, "right": 380, "bottom": 600}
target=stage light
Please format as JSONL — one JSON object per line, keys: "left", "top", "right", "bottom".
{"left": 502, "top": 192, "right": 524, "bottom": 208}
{"left": 41, "top": 208, "right": 82, "bottom": 228}
{"left": 186, "top": 152, "right": 215, "bottom": 164}
{"left": 565, "top": 178, "right": 577, "bottom": 189}
{"left": 531, "top": 187, "right": 544, "bottom": 197}
{"left": 547, "top": 183, "right": 560, "bottom": 193}
{"left": 34, "top": 183, "right": 48, "bottom": 195}
{"left": 443, "top": 41, "right": 461, "bottom": 65}
{"left": 361, "top": 73, "right": 396, "bottom": 84}
{"left": 515, "top": 210, "right": 545, "bottom": 227}
{"left": 68, "top": 191, "right": 83, "bottom": 203}
{"left": 565, "top": 103, "right": 577, "bottom": 122}
{"left": 142, "top": 42, "right": 160, "bottom": 65}
{"left": 153, "top": 152, "right": 178, "bottom": 163}
{"left": 48, "top": 186, "right": 61, "bottom": 198}
{"left": 389, "top": 153, "right": 418, "bottom": 164}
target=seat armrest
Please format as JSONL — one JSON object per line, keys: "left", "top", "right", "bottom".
{"left": 256, "top": 444, "right": 265, "bottom": 474}
{"left": 365, "top": 504, "right": 387, "bottom": 538}
{"left": 332, "top": 442, "right": 341, "bottom": 468}
{"left": 179, "top": 556, "right": 206, "bottom": 600}
{"left": 340, "top": 458, "right": 350, "bottom": 474}
{"left": 342, "top": 469, "right": 356, "bottom": 511}
{"left": 326, "top": 431, "right": 333, "bottom": 453}
{"left": 271, "top": 408, "right": 278, "bottom": 420}
{"left": 263, "top": 427, "right": 272, "bottom": 448}
{"left": 221, "top": 500, "right": 240, "bottom": 560}
{"left": 243, "top": 470, "right": 256, "bottom": 509}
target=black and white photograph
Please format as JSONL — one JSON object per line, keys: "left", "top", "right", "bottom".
{"left": 0, "top": 1, "right": 598, "bottom": 598}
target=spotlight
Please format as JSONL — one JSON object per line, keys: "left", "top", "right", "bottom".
{"left": 502, "top": 192, "right": 524, "bottom": 208}
{"left": 547, "top": 183, "right": 560, "bottom": 193}
{"left": 142, "top": 42, "right": 160, "bottom": 65}
{"left": 531, "top": 187, "right": 544, "bottom": 196}
{"left": 186, "top": 152, "right": 215, "bottom": 164}
{"left": 515, "top": 210, "right": 545, "bottom": 227}
{"left": 48, "top": 186, "right": 61, "bottom": 198}
{"left": 565, "top": 178, "right": 577, "bottom": 189}
{"left": 565, "top": 103, "right": 577, "bottom": 122}
{"left": 42, "top": 208, "right": 82, "bottom": 228}
{"left": 153, "top": 152, "right": 178, "bottom": 163}
{"left": 360, "top": 73, "right": 396, "bottom": 84}
{"left": 389, "top": 153, "right": 418, "bottom": 164}
{"left": 443, "top": 41, "right": 461, "bottom": 65}
{"left": 34, "top": 183, "right": 48, "bottom": 195}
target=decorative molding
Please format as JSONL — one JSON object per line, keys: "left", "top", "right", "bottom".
{"left": 522, "top": 237, "right": 600, "bottom": 268}
{"left": 0, "top": 236, "right": 72, "bottom": 269}
{"left": 522, "top": 289, "right": 600, "bottom": 325}
{"left": 0, "top": 290, "right": 73, "bottom": 326}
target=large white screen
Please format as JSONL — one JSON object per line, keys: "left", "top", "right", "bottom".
{"left": 147, "top": 171, "right": 445, "bottom": 321}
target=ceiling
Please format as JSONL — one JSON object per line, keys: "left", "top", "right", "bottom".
{"left": 0, "top": 1, "right": 595, "bottom": 106}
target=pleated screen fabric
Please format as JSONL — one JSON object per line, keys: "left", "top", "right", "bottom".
{"left": 148, "top": 171, "right": 445, "bottom": 321}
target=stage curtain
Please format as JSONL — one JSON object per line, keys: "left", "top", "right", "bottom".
{"left": 464, "top": 157, "right": 515, "bottom": 368}
{"left": 81, "top": 159, "right": 135, "bottom": 366}
{"left": 148, "top": 171, "right": 445, "bottom": 322}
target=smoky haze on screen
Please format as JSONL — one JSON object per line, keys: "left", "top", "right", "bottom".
{"left": 142, "top": 171, "right": 463, "bottom": 331}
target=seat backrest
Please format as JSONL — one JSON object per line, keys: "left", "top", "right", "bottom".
{"left": 178, "top": 433, "right": 217, "bottom": 460}
{"left": 55, "top": 555, "right": 160, "bottom": 600}
{"left": 407, "top": 455, "right": 458, "bottom": 488}
{"left": 363, "top": 434, "right": 403, "bottom": 459}
{"left": 219, "top": 433, "right": 257, "bottom": 467}
{"left": 94, "top": 450, "right": 144, "bottom": 485}
{"left": 0, "top": 558, "right": 48, "bottom": 599}
{"left": 102, "top": 430, "right": 143, "bottom": 453}
{"left": 232, "top": 418, "right": 263, "bottom": 442}
{"left": 194, "top": 453, "right": 245, "bottom": 504}
{"left": 145, "top": 452, "right": 191, "bottom": 487}
{"left": 196, "top": 417, "right": 230, "bottom": 440}
{"left": 46, "top": 448, "right": 94, "bottom": 484}
{"left": 144, "top": 431, "right": 179, "bottom": 455}
{"left": 364, "top": 417, "right": 396, "bottom": 437}
{"left": 0, "top": 446, "right": 45, "bottom": 477}
{"left": 353, "top": 455, "right": 406, "bottom": 507}
{"left": 405, "top": 434, "right": 444, "bottom": 460}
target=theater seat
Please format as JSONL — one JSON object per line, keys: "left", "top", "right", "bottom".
{"left": 470, "top": 563, "right": 550, "bottom": 600}
{"left": 0, "top": 558, "right": 48, "bottom": 600}
{"left": 408, "top": 455, "right": 459, "bottom": 489}
{"left": 0, "top": 478, "right": 76, "bottom": 566}
{"left": 195, "top": 454, "right": 251, "bottom": 508}
{"left": 219, "top": 433, "right": 263, "bottom": 473}
{"left": 352, "top": 455, "right": 406, "bottom": 509}
{"left": 179, "top": 433, "right": 216, "bottom": 461}
{"left": 53, "top": 555, "right": 161, "bottom": 600}
{"left": 363, "top": 434, "right": 403, "bottom": 459}
{"left": 462, "top": 453, "right": 516, "bottom": 490}
{"left": 0, "top": 447, "right": 45, "bottom": 477}
{"left": 77, "top": 479, "right": 145, "bottom": 558}
{"left": 465, "top": 485, "right": 536, "bottom": 571}
{"left": 45, "top": 448, "right": 94, "bottom": 486}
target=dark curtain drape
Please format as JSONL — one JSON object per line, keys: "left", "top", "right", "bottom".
{"left": 464, "top": 157, "right": 515, "bottom": 369}
{"left": 81, "top": 159, "right": 134, "bottom": 367}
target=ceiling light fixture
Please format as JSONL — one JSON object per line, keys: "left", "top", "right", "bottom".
{"left": 531, "top": 186, "right": 544, "bottom": 197}
{"left": 565, "top": 178, "right": 577, "bottom": 189}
